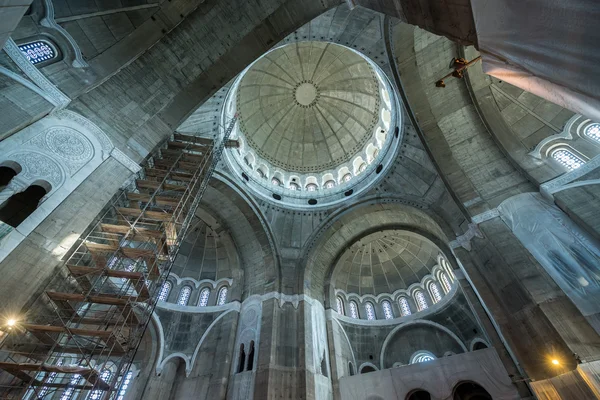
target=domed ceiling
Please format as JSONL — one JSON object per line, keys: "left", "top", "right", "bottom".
{"left": 332, "top": 230, "right": 440, "bottom": 296}
{"left": 236, "top": 41, "right": 381, "bottom": 173}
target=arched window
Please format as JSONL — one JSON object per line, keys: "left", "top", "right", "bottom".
{"left": 271, "top": 177, "right": 282, "bottom": 186}
{"left": 306, "top": 183, "right": 318, "bottom": 191}
{"left": 584, "top": 123, "right": 600, "bottom": 142}
{"left": 198, "top": 287, "right": 210, "bottom": 307}
{"left": 289, "top": 182, "right": 300, "bottom": 191}
{"left": 429, "top": 282, "right": 442, "bottom": 303}
{"left": 551, "top": 148, "right": 585, "bottom": 170}
{"left": 411, "top": 351, "right": 436, "bottom": 364}
{"left": 158, "top": 281, "right": 172, "bottom": 302}
{"left": 90, "top": 369, "right": 112, "bottom": 399}
{"left": 358, "top": 163, "right": 367, "bottom": 174}
{"left": 0, "top": 184, "right": 47, "bottom": 227}
{"left": 257, "top": 169, "right": 266, "bottom": 179}
{"left": 348, "top": 362, "right": 355, "bottom": 376}
{"left": 382, "top": 300, "right": 393, "bottom": 319}
{"left": 116, "top": 371, "right": 133, "bottom": 400}
{"left": 342, "top": 173, "right": 352, "bottom": 182}
{"left": 414, "top": 291, "right": 428, "bottom": 311}
{"left": 365, "top": 302, "right": 376, "bottom": 320}
{"left": 440, "top": 273, "right": 452, "bottom": 293}
{"left": 324, "top": 180, "right": 335, "bottom": 189}
{"left": 399, "top": 297, "right": 412, "bottom": 316}
{"left": 336, "top": 296, "right": 344, "bottom": 315}
{"left": 18, "top": 40, "right": 58, "bottom": 66}
{"left": 177, "top": 286, "right": 192, "bottom": 306}
{"left": 217, "top": 286, "right": 228, "bottom": 305}
{"left": 349, "top": 301, "right": 359, "bottom": 319}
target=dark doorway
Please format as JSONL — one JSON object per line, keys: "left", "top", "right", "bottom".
{"left": 0, "top": 185, "right": 47, "bottom": 227}
{"left": 453, "top": 381, "right": 493, "bottom": 400}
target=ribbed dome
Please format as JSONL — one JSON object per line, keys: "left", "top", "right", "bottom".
{"left": 332, "top": 231, "right": 439, "bottom": 295}
{"left": 236, "top": 41, "right": 381, "bottom": 173}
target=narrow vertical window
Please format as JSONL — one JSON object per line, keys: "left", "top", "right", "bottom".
{"left": 399, "top": 297, "right": 412, "bottom": 316}
{"left": 349, "top": 301, "right": 359, "bottom": 319}
{"left": 584, "top": 123, "right": 600, "bottom": 142}
{"left": 158, "top": 281, "right": 171, "bottom": 302}
{"left": 440, "top": 273, "right": 452, "bottom": 293}
{"left": 90, "top": 369, "right": 111, "bottom": 400}
{"left": 429, "top": 282, "right": 442, "bottom": 303}
{"left": 237, "top": 344, "right": 246, "bottom": 373}
{"left": 38, "top": 359, "right": 62, "bottom": 398}
{"left": 336, "top": 296, "right": 344, "bottom": 315}
{"left": 217, "top": 286, "right": 228, "bottom": 306}
{"left": 18, "top": 40, "right": 58, "bottom": 65}
{"left": 382, "top": 301, "right": 393, "bottom": 319}
{"left": 247, "top": 341, "right": 255, "bottom": 371}
{"left": 198, "top": 287, "right": 210, "bottom": 307}
{"left": 365, "top": 302, "right": 375, "bottom": 320}
{"left": 551, "top": 148, "right": 585, "bottom": 170}
{"left": 177, "top": 286, "right": 192, "bottom": 306}
{"left": 116, "top": 371, "right": 133, "bottom": 400}
{"left": 60, "top": 374, "right": 81, "bottom": 400}
{"left": 415, "top": 291, "right": 428, "bottom": 311}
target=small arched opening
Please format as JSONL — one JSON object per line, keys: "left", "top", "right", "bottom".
{"left": 473, "top": 341, "right": 488, "bottom": 351}
{"left": 0, "top": 183, "right": 48, "bottom": 227}
{"left": 247, "top": 340, "right": 255, "bottom": 371}
{"left": 453, "top": 381, "right": 492, "bottom": 400}
{"left": 0, "top": 164, "right": 20, "bottom": 191}
{"left": 406, "top": 390, "right": 431, "bottom": 400}
{"left": 360, "top": 364, "right": 377, "bottom": 374}
{"left": 237, "top": 343, "right": 246, "bottom": 373}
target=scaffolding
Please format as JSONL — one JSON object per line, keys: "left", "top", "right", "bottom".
{"left": 0, "top": 117, "right": 238, "bottom": 399}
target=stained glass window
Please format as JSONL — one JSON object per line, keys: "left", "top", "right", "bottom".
{"left": 584, "top": 123, "right": 600, "bottom": 142}
{"left": 429, "top": 282, "right": 442, "bottom": 303}
{"left": 411, "top": 352, "right": 435, "bottom": 364}
{"left": 177, "top": 286, "right": 192, "bottom": 306}
{"left": 18, "top": 41, "right": 57, "bottom": 65}
{"left": 441, "top": 273, "right": 452, "bottom": 293}
{"left": 551, "top": 148, "right": 585, "bottom": 171}
{"left": 306, "top": 183, "right": 318, "bottom": 191}
{"left": 90, "top": 369, "right": 111, "bottom": 400}
{"left": 117, "top": 371, "right": 133, "bottom": 400}
{"left": 199, "top": 288, "right": 210, "bottom": 307}
{"left": 336, "top": 296, "right": 344, "bottom": 315}
{"left": 365, "top": 302, "right": 375, "bottom": 320}
{"left": 271, "top": 177, "right": 282, "bottom": 186}
{"left": 342, "top": 173, "right": 352, "bottom": 183}
{"left": 60, "top": 374, "right": 81, "bottom": 400}
{"left": 382, "top": 301, "right": 393, "bottom": 319}
{"left": 349, "top": 301, "right": 359, "bottom": 319}
{"left": 158, "top": 281, "right": 171, "bottom": 302}
{"left": 415, "top": 291, "right": 428, "bottom": 311}
{"left": 39, "top": 360, "right": 62, "bottom": 398}
{"left": 217, "top": 287, "right": 228, "bottom": 305}
{"left": 399, "top": 297, "right": 412, "bottom": 316}
{"left": 324, "top": 180, "right": 335, "bottom": 189}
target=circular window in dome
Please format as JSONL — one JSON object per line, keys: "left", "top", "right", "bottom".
{"left": 222, "top": 41, "right": 402, "bottom": 208}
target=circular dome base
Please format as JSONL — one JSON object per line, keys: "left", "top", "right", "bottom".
{"left": 295, "top": 81, "right": 319, "bottom": 107}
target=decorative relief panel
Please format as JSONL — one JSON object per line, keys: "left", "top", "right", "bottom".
{"left": 8, "top": 152, "right": 63, "bottom": 188}
{"left": 26, "top": 127, "right": 94, "bottom": 175}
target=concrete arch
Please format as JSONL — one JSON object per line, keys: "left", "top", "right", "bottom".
{"left": 379, "top": 320, "right": 468, "bottom": 369}
{"left": 302, "top": 198, "right": 454, "bottom": 303}
{"left": 207, "top": 172, "right": 281, "bottom": 297}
